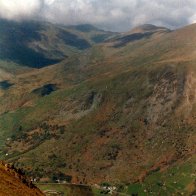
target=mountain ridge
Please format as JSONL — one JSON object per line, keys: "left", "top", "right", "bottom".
{"left": 126, "top": 23, "right": 171, "bottom": 34}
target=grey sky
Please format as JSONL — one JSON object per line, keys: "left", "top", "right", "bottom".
{"left": 0, "top": 0, "right": 196, "bottom": 31}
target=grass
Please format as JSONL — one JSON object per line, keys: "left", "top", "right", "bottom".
{"left": 37, "top": 184, "right": 69, "bottom": 195}
{"left": 124, "top": 155, "right": 196, "bottom": 195}
{"left": 37, "top": 183, "right": 98, "bottom": 196}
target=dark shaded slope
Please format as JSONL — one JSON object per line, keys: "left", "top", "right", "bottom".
{"left": 67, "top": 24, "right": 99, "bottom": 32}
{"left": 0, "top": 19, "right": 60, "bottom": 68}
{"left": 58, "top": 29, "right": 91, "bottom": 50}
{"left": 32, "top": 84, "right": 58, "bottom": 96}
{"left": 113, "top": 31, "right": 154, "bottom": 47}
{"left": 0, "top": 80, "right": 13, "bottom": 90}
{"left": 109, "top": 24, "right": 170, "bottom": 47}
{"left": 0, "top": 19, "right": 113, "bottom": 68}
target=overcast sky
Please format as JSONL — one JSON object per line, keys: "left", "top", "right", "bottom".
{"left": 0, "top": 0, "right": 196, "bottom": 31}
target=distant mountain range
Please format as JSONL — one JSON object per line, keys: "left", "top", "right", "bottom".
{"left": 0, "top": 19, "right": 116, "bottom": 68}
{"left": 0, "top": 19, "right": 195, "bottom": 195}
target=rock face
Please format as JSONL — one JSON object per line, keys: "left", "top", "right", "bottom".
{"left": 0, "top": 161, "right": 44, "bottom": 196}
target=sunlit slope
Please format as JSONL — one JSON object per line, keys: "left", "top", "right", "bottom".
{"left": 0, "top": 23, "right": 195, "bottom": 194}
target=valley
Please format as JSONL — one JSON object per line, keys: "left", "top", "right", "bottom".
{"left": 0, "top": 19, "right": 195, "bottom": 195}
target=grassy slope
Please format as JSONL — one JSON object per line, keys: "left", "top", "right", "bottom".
{"left": 0, "top": 24, "right": 195, "bottom": 195}
{"left": 37, "top": 183, "right": 97, "bottom": 196}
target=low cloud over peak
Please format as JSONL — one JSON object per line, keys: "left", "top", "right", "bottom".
{"left": 0, "top": 0, "right": 195, "bottom": 31}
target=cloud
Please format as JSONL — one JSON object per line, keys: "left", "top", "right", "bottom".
{"left": 0, "top": 0, "right": 196, "bottom": 31}
{"left": 0, "top": 0, "right": 43, "bottom": 20}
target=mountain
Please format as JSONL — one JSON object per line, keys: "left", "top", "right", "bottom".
{"left": 0, "top": 19, "right": 116, "bottom": 68}
{"left": 107, "top": 24, "right": 171, "bottom": 48}
{"left": 127, "top": 24, "right": 170, "bottom": 33}
{"left": 0, "top": 161, "right": 43, "bottom": 196}
{"left": 0, "top": 22, "right": 196, "bottom": 195}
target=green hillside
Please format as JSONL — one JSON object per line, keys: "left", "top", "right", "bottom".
{"left": 0, "top": 23, "right": 195, "bottom": 195}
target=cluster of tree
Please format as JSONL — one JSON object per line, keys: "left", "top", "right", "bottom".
{"left": 51, "top": 172, "right": 72, "bottom": 183}
{"left": 10, "top": 123, "right": 66, "bottom": 144}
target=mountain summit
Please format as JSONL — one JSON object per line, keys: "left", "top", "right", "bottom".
{"left": 129, "top": 24, "right": 170, "bottom": 33}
